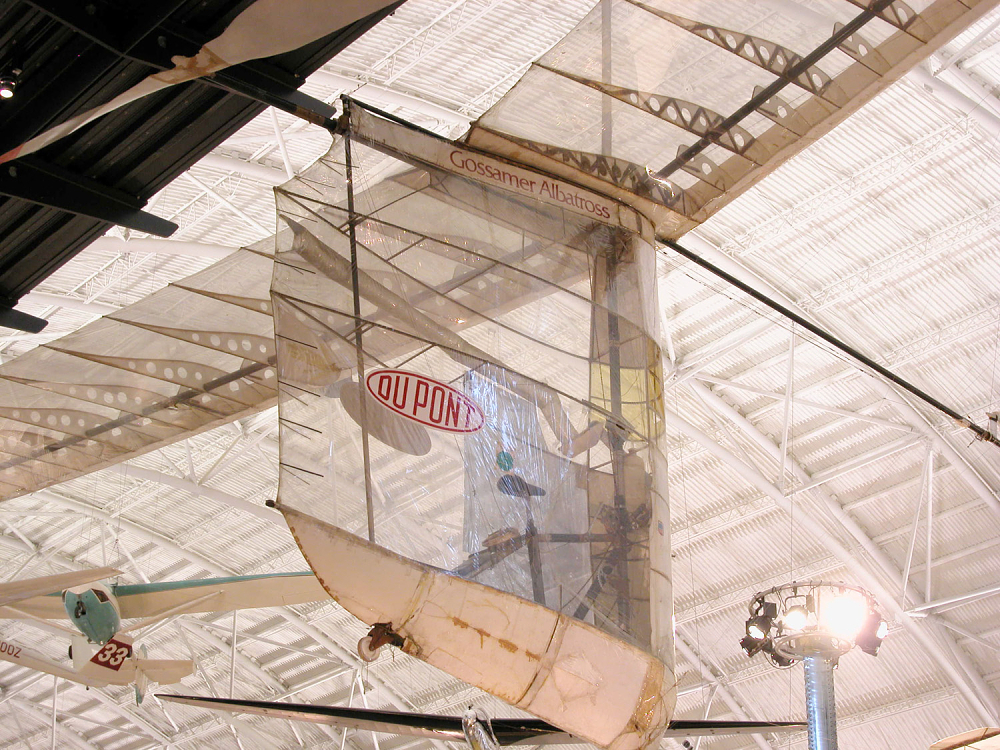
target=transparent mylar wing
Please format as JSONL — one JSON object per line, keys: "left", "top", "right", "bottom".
{"left": 466, "top": 0, "right": 997, "bottom": 238}
{"left": 0, "top": 245, "right": 277, "bottom": 500}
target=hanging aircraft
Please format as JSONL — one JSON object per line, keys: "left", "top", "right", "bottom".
{"left": 0, "top": 567, "right": 330, "bottom": 697}
{"left": 0, "top": 567, "right": 190, "bottom": 698}
{"left": 0, "top": 0, "right": 995, "bottom": 746}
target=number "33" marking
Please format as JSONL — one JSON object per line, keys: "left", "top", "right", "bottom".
{"left": 90, "top": 639, "right": 132, "bottom": 671}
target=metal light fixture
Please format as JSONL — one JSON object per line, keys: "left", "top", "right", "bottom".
{"left": 742, "top": 581, "right": 887, "bottom": 749}
{"left": 0, "top": 68, "right": 20, "bottom": 100}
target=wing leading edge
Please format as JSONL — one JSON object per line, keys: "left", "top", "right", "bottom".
{"left": 157, "top": 694, "right": 805, "bottom": 744}
{"left": 930, "top": 729, "right": 1000, "bottom": 749}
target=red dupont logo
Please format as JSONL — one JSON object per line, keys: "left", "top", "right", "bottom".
{"left": 366, "top": 369, "right": 485, "bottom": 433}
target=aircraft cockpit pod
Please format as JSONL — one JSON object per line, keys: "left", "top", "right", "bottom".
{"left": 272, "top": 101, "right": 674, "bottom": 750}
{"left": 63, "top": 582, "right": 120, "bottom": 644}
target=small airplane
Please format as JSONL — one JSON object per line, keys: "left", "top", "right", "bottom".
{"left": 930, "top": 729, "right": 1000, "bottom": 749}
{"left": 0, "top": 566, "right": 331, "bottom": 698}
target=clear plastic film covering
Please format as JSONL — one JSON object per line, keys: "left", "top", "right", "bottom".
{"left": 0, "top": 246, "right": 277, "bottom": 500}
{"left": 465, "top": 0, "right": 989, "bottom": 237}
{"left": 273, "top": 101, "right": 672, "bottom": 658}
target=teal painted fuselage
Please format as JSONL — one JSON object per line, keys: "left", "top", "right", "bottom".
{"left": 63, "top": 585, "right": 120, "bottom": 644}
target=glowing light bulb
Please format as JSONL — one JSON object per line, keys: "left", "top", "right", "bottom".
{"left": 823, "top": 594, "right": 868, "bottom": 639}
{"left": 0, "top": 69, "right": 18, "bottom": 100}
{"left": 782, "top": 606, "right": 808, "bottom": 632}
{"left": 876, "top": 619, "right": 888, "bottom": 639}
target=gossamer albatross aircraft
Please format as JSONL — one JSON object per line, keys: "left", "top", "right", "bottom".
{"left": 156, "top": 98, "right": 818, "bottom": 748}
{"left": 0, "top": 567, "right": 329, "bottom": 698}
{"left": 1, "top": 0, "right": 995, "bottom": 745}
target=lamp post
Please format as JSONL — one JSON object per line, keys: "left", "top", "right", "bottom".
{"left": 741, "top": 582, "right": 888, "bottom": 750}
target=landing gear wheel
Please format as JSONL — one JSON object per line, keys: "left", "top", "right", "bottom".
{"left": 357, "top": 635, "right": 381, "bottom": 662}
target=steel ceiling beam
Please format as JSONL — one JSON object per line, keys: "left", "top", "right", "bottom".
{"left": 0, "top": 158, "right": 177, "bottom": 237}
{"left": 88, "top": 236, "right": 238, "bottom": 261}
{"left": 667, "top": 394, "right": 1000, "bottom": 725}
{"left": 178, "top": 620, "right": 348, "bottom": 748}
{"left": 665, "top": 239, "right": 1000, "bottom": 446}
{"left": 83, "top": 689, "right": 174, "bottom": 747}
{"left": 662, "top": 236, "right": 1000, "bottom": 508}
{"left": 8, "top": 696, "right": 101, "bottom": 750}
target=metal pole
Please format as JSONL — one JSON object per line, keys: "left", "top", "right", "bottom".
{"left": 343, "top": 99, "right": 377, "bottom": 543}
{"left": 50, "top": 675, "right": 57, "bottom": 750}
{"left": 777, "top": 329, "right": 795, "bottom": 490}
{"left": 521, "top": 488, "right": 545, "bottom": 604}
{"left": 803, "top": 656, "right": 838, "bottom": 750}
{"left": 925, "top": 452, "right": 935, "bottom": 604}
{"left": 229, "top": 610, "right": 237, "bottom": 698}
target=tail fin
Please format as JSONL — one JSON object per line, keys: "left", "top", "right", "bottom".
{"left": 134, "top": 645, "right": 149, "bottom": 705}
{"left": 135, "top": 657, "right": 194, "bottom": 687}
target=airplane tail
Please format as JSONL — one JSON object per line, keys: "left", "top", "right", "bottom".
{"left": 73, "top": 632, "right": 192, "bottom": 688}
{"left": 136, "top": 658, "right": 194, "bottom": 687}
{"left": 134, "top": 645, "right": 149, "bottom": 705}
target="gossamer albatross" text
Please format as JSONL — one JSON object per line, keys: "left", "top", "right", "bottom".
{"left": 449, "top": 150, "right": 613, "bottom": 220}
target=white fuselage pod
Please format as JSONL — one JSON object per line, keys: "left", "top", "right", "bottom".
{"left": 284, "top": 507, "right": 674, "bottom": 750}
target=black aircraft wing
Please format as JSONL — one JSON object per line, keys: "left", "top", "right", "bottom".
{"left": 157, "top": 694, "right": 804, "bottom": 744}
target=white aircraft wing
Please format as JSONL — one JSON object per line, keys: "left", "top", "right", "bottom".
{"left": 115, "top": 572, "right": 329, "bottom": 620}
{"left": 0, "top": 571, "right": 329, "bottom": 623}
{"left": 931, "top": 729, "right": 1000, "bottom": 749}
{"left": 0, "top": 636, "right": 107, "bottom": 687}
{"left": 0, "top": 567, "right": 120, "bottom": 608}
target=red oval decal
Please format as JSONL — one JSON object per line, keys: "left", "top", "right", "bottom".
{"left": 365, "top": 369, "right": 485, "bottom": 433}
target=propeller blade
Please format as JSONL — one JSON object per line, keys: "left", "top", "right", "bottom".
{"left": 0, "top": 0, "right": 398, "bottom": 164}
{"left": 157, "top": 695, "right": 806, "bottom": 745}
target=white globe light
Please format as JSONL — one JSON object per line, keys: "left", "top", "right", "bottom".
{"left": 782, "top": 606, "right": 808, "bottom": 632}
{"left": 822, "top": 594, "right": 868, "bottom": 640}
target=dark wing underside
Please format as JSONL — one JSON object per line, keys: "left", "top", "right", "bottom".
{"left": 157, "top": 694, "right": 805, "bottom": 744}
